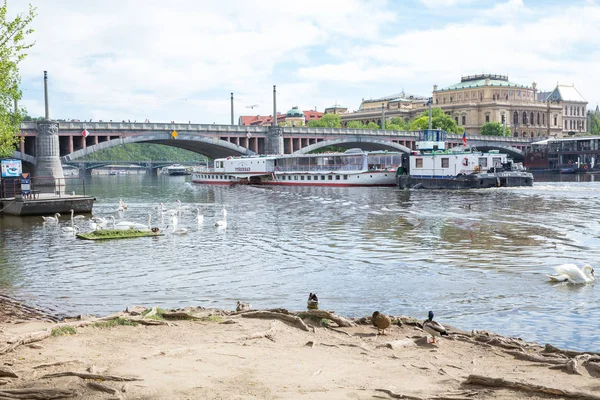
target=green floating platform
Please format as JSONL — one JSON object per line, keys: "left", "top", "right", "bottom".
{"left": 76, "top": 229, "right": 164, "bottom": 240}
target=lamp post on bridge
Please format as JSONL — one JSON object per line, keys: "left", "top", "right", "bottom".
{"left": 230, "top": 92, "right": 234, "bottom": 125}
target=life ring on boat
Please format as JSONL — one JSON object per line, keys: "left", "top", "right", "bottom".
{"left": 568, "top": 160, "right": 573, "bottom": 164}
{"left": 584, "top": 165, "right": 589, "bottom": 170}
{"left": 462, "top": 157, "right": 469, "bottom": 166}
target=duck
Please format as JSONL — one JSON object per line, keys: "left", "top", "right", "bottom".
{"left": 42, "top": 213, "right": 61, "bottom": 223}
{"left": 547, "top": 263, "right": 595, "bottom": 284}
{"left": 372, "top": 311, "right": 392, "bottom": 335}
{"left": 307, "top": 293, "right": 319, "bottom": 310}
{"left": 423, "top": 311, "right": 448, "bottom": 343}
{"left": 236, "top": 301, "right": 251, "bottom": 312}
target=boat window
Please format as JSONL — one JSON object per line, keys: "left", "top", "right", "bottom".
{"left": 301, "top": 176, "right": 305, "bottom": 180}
{"left": 294, "top": 176, "right": 298, "bottom": 180}
{"left": 441, "top": 158, "right": 449, "bottom": 168}
{"left": 492, "top": 157, "right": 502, "bottom": 167}
{"left": 343, "top": 175, "right": 348, "bottom": 180}
{"left": 306, "top": 176, "right": 311, "bottom": 180}
{"left": 321, "top": 176, "right": 325, "bottom": 180}
{"left": 336, "top": 175, "right": 340, "bottom": 180}
{"left": 479, "top": 158, "right": 488, "bottom": 168}
{"left": 415, "top": 159, "right": 423, "bottom": 168}
{"left": 328, "top": 175, "right": 332, "bottom": 180}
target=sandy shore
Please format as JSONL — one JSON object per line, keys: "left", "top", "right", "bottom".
{"left": 0, "top": 299, "right": 599, "bottom": 400}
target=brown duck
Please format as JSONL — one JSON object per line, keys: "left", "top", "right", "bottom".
{"left": 372, "top": 311, "right": 392, "bottom": 335}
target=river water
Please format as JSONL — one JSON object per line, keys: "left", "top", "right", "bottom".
{"left": 1, "top": 173, "right": 599, "bottom": 351}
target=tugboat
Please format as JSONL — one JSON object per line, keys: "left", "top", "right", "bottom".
{"left": 397, "top": 129, "right": 533, "bottom": 189}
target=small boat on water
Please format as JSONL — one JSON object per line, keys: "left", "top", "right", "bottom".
{"left": 192, "top": 149, "right": 402, "bottom": 187}
{"left": 397, "top": 129, "right": 534, "bottom": 189}
{"left": 165, "top": 164, "right": 191, "bottom": 176}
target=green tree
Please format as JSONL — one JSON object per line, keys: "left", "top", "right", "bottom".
{"left": 366, "top": 121, "right": 379, "bottom": 130}
{"left": 409, "top": 108, "right": 462, "bottom": 134}
{"left": 480, "top": 122, "right": 510, "bottom": 136}
{"left": 591, "top": 113, "right": 600, "bottom": 135}
{"left": 346, "top": 120, "right": 367, "bottom": 129}
{"left": 387, "top": 117, "right": 409, "bottom": 130}
{"left": 0, "top": 1, "right": 36, "bottom": 157}
{"left": 307, "top": 113, "right": 341, "bottom": 128}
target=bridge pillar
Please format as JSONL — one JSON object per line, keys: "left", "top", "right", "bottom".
{"left": 266, "top": 127, "right": 284, "bottom": 155}
{"left": 78, "top": 163, "right": 92, "bottom": 177}
{"left": 34, "top": 120, "right": 66, "bottom": 194}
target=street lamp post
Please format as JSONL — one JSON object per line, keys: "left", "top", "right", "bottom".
{"left": 381, "top": 103, "right": 385, "bottom": 130}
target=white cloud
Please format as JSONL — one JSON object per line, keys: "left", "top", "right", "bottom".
{"left": 11, "top": 0, "right": 600, "bottom": 123}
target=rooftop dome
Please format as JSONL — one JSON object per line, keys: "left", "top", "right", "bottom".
{"left": 286, "top": 106, "right": 304, "bottom": 118}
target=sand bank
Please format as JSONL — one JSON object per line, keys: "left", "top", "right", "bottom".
{"left": 0, "top": 301, "right": 599, "bottom": 399}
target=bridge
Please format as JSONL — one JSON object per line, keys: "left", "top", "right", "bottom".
{"left": 15, "top": 121, "right": 537, "bottom": 169}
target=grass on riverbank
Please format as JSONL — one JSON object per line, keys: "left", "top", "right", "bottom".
{"left": 51, "top": 326, "right": 76, "bottom": 337}
{"left": 93, "top": 318, "right": 139, "bottom": 328}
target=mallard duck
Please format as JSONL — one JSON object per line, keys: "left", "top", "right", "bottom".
{"left": 372, "top": 311, "right": 391, "bottom": 335}
{"left": 547, "top": 264, "right": 595, "bottom": 284}
{"left": 423, "top": 311, "right": 448, "bottom": 343}
{"left": 236, "top": 301, "right": 251, "bottom": 312}
{"left": 307, "top": 293, "right": 319, "bottom": 310}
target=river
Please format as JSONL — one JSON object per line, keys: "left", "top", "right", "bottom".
{"left": 1, "top": 173, "right": 599, "bottom": 351}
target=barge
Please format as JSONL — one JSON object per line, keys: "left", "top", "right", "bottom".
{"left": 397, "top": 129, "right": 534, "bottom": 189}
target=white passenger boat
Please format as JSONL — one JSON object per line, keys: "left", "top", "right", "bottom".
{"left": 397, "top": 129, "right": 534, "bottom": 189}
{"left": 192, "top": 149, "right": 402, "bottom": 187}
{"left": 164, "top": 164, "right": 191, "bottom": 176}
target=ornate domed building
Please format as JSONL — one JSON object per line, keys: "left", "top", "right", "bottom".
{"left": 285, "top": 106, "right": 305, "bottom": 127}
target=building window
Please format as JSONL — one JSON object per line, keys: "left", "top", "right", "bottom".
{"left": 416, "top": 158, "right": 423, "bottom": 168}
{"left": 537, "top": 113, "right": 540, "bottom": 125}
{"left": 565, "top": 120, "right": 568, "bottom": 129}
{"left": 530, "top": 112, "right": 534, "bottom": 125}
{"left": 441, "top": 158, "right": 449, "bottom": 168}
{"left": 485, "top": 115, "right": 490, "bottom": 123}
{"left": 554, "top": 115, "right": 557, "bottom": 126}
{"left": 455, "top": 117, "right": 458, "bottom": 124}
{"left": 523, "top": 112, "right": 527, "bottom": 124}
{"left": 542, "top": 114, "right": 545, "bottom": 125}
{"left": 501, "top": 114, "right": 505, "bottom": 124}
{"left": 462, "top": 115, "right": 466, "bottom": 125}
{"left": 513, "top": 111, "right": 518, "bottom": 125}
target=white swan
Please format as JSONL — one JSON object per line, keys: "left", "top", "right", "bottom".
{"left": 215, "top": 209, "right": 227, "bottom": 228}
{"left": 548, "top": 264, "right": 595, "bottom": 284}
{"left": 42, "top": 213, "right": 60, "bottom": 223}
{"left": 167, "top": 216, "right": 189, "bottom": 234}
{"left": 62, "top": 210, "right": 78, "bottom": 234}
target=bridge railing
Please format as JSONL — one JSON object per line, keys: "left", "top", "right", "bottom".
{"left": 19, "top": 121, "right": 539, "bottom": 144}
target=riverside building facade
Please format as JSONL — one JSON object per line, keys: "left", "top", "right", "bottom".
{"left": 340, "top": 74, "right": 586, "bottom": 138}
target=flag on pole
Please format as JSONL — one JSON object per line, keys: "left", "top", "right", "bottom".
{"left": 462, "top": 131, "right": 467, "bottom": 145}
{"left": 81, "top": 129, "right": 89, "bottom": 137}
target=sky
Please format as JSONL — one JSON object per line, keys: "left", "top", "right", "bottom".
{"left": 9, "top": 0, "right": 600, "bottom": 124}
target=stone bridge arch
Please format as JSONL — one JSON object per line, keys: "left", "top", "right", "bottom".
{"left": 294, "top": 137, "right": 411, "bottom": 154}
{"left": 62, "top": 133, "right": 256, "bottom": 161}
{"left": 11, "top": 151, "right": 37, "bottom": 165}
{"left": 462, "top": 144, "right": 525, "bottom": 161}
